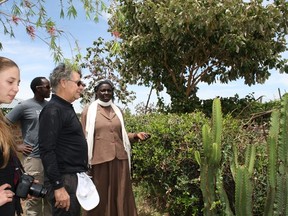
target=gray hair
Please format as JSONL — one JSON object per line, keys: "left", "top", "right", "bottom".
{"left": 94, "top": 79, "right": 115, "bottom": 101}
{"left": 94, "top": 79, "right": 114, "bottom": 93}
{"left": 49, "top": 63, "right": 82, "bottom": 92}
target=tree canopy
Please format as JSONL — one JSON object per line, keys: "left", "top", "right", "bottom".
{"left": 108, "top": 0, "right": 288, "bottom": 112}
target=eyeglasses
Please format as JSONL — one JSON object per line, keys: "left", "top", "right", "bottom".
{"left": 68, "top": 79, "right": 86, "bottom": 87}
{"left": 37, "top": 85, "right": 51, "bottom": 89}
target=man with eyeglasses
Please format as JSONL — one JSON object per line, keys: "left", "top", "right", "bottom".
{"left": 38, "top": 63, "right": 88, "bottom": 216}
{"left": 5, "top": 77, "right": 52, "bottom": 216}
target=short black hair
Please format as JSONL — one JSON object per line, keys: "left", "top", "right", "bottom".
{"left": 30, "top": 77, "right": 46, "bottom": 93}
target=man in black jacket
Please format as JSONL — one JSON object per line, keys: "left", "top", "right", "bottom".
{"left": 39, "top": 63, "right": 87, "bottom": 216}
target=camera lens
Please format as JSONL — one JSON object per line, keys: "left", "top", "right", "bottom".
{"left": 29, "top": 183, "right": 48, "bottom": 198}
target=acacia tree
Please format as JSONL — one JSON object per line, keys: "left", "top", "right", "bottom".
{"left": 108, "top": 0, "right": 288, "bottom": 113}
{"left": 0, "top": 0, "right": 106, "bottom": 62}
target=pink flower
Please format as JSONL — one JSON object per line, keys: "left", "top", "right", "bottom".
{"left": 47, "top": 26, "right": 56, "bottom": 36}
{"left": 112, "top": 31, "right": 120, "bottom": 38}
{"left": 26, "top": 25, "right": 35, "bottom": 39}
{"left": 11, "top": 16, "right": 20, "bottom": 25}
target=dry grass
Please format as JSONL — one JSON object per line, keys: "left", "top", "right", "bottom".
{"left": 134, "top": 184, "right": 167, "bottom": 216}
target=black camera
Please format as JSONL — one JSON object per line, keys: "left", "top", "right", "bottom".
{"left": 16, "top": 173, "right": 47, "bottom": 198}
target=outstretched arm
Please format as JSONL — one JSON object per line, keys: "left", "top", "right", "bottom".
{"left": 129, "top": 132, "right": 151, "bottom": 142}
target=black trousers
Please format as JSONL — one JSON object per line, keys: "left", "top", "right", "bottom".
{"left": 45, "top": 173, "right": 81, "bottom": 216}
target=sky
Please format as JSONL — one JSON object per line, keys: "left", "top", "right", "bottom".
{"left": 1, "top": 1, "right": 288, "bottom": 113}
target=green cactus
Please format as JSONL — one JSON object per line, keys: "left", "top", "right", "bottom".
{"left": 264, "top": 93, "right": 288, "bottom": 215}
{"left": 264, "top": 110, "right": 279, "bottom": 216}
{"left": 195, "top": 94, "right": 288, "bottom": 215}
{"left": 232, "top": 144, "right": 255, "bottom": 216}
{"left": 195, "top": 98, "right": 233, "bottom": 216}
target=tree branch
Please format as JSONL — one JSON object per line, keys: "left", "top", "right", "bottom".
{"left": 163, "top": 50, "right": 180, "bottom": 92}
{"left": 0, "top": 0, "right": 8, "bottom": 5}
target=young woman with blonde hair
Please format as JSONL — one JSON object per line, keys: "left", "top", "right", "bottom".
{"left": 0, "top": 56, "right": 22, "bottom": 216}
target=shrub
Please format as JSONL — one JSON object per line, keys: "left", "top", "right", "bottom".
{"left": 126, "top": 111, "right": 267, "bottom": 215}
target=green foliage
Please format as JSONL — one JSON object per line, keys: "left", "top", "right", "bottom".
{"left": 127, "top": 94, "right": 288, "bottom": 216}
{"left": 126, "top": 109, "right": 265, "bottom": 215}
{"left": 126, "top": 112, "right": 207, "bottom": 215}
{"left": 200, "top": 93, "right": 279, "bottom": 119}
{"left": 108, "top": 0, "right": 288, "bottom": 112}
{"left": 126, "top": 104, "right": 273, "bottom": 215}
{"left": 131, "top": 92, "right": 280, "bottom": 122}
{"left": 79, "top": 37, "right": 135, "bottom": 105}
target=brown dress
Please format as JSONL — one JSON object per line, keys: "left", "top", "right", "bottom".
{"left": 81, "top": 105, "right": 138, "bottom": 216}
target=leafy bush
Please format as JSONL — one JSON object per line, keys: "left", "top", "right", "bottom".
{"left": 127, "top": 112, "right": 206, "bottom": 215}
{"left": 126, "top": 111, "right": 268, "bottom": 215}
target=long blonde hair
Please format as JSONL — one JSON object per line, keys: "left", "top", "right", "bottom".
{"left": 0, "top": 56, "right": 19, "bottom": 168}
{"left": 0, "top": 111, "right": 15, "bottom": 168}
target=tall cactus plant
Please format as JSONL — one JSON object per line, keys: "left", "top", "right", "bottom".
{"left": 230, "top": 142, "right": 255, "bottom": 216}
{"left": 264, "top": 93, "right": 288, "bottom": 215}
{"left": 195, "top": 94, "right": 288, "bottom": 215}
{"left": 195, "top": 98, "right": 233, "bottom": 215}
{"left": 264, "top": 110, "right": 279, "bottom": 216}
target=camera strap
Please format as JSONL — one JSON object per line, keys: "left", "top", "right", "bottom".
{"left": 11, "top": 151, "right": 25, "bottom": 184}
{"left": 10, "top": 151, "right": 24, "bottom": 216}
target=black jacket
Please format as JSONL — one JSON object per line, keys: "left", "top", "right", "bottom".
{"left": 39, "top": 94, "right": 88, "bottom": 190}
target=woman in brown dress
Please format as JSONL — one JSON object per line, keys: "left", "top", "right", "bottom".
{"left": 81, "top": 79, "right": 150, "bottom": 216}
